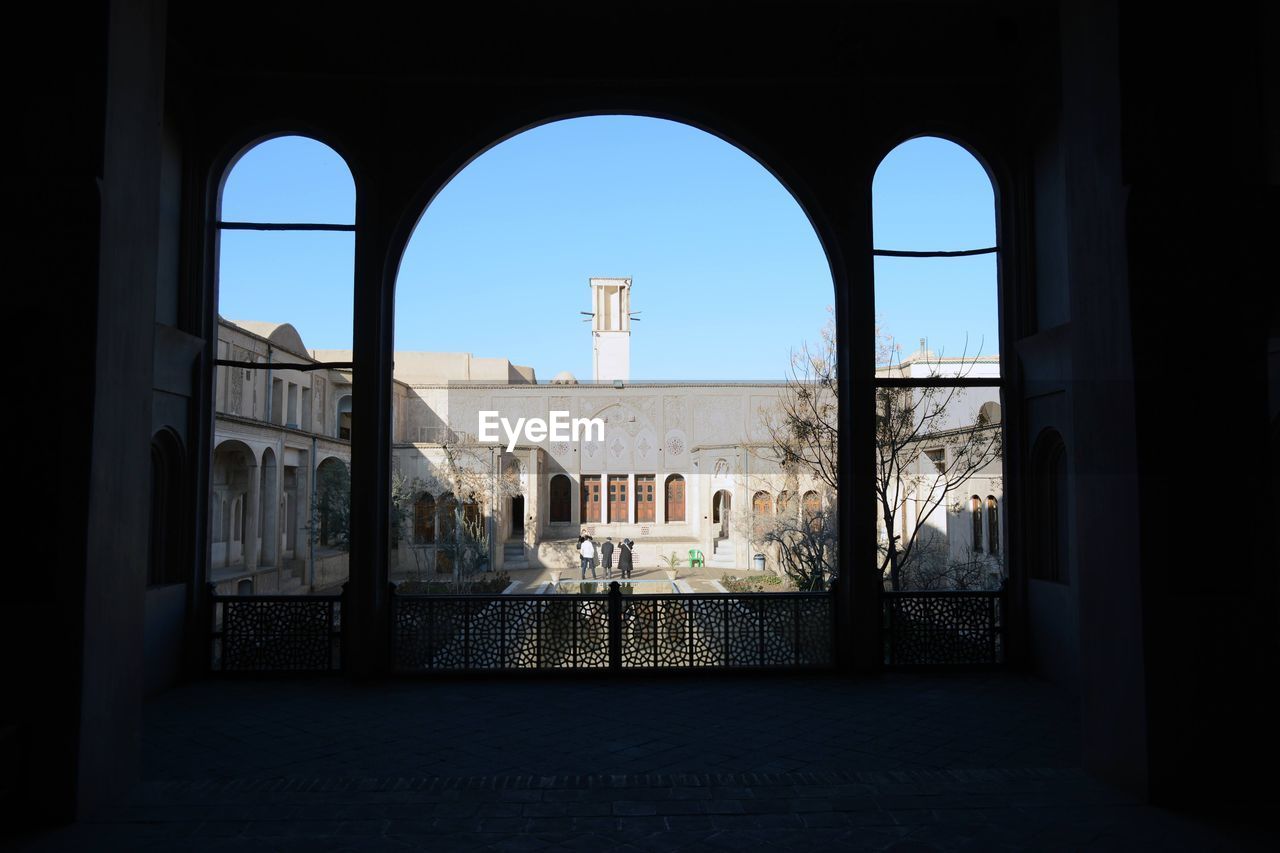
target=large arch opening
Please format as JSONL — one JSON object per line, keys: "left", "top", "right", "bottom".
{"left": 387, "top": 115, "right": 838, "bottom": 595}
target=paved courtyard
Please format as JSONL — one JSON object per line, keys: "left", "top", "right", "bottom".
{"left": 16, "top": 673, "right": 1274, "bottom": 851}
{"left": 402, "top": 563, "right": 789, "bottom": 595}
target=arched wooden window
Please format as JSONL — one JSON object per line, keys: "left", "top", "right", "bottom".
{"left": 437, "top": 492, "right": 457, "bottom": 542}
{"left": 549, "top": 474, "right": 571, "bottom": 523}
{"left": 752, "top": 490, "right": 773, "bottom": 540}
{"left": 664, "top": 474, "right": 686, "bottom": 523}
{"left": 970, "top": 495, "right": 983, "bottom": 553}
{"left": 413, "top": 492, "right": 435, "bottom": 544}
{"left": 803, "top": 490, "right": 821, "bottom": 533}
{"left": 777, "top": 490, "right": 793, "bottom": 518}
{"left": 986, "top": 495, "right": 999, "bottom": 555}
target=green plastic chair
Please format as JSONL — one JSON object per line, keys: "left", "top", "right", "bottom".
{"left": 688, "top": 549, "right": 705, "bottom": 568}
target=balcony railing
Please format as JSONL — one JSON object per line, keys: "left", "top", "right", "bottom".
{"left": 209, "top": 584, "right": 343, "bottom": 672}
{"left": 205, "top": 583, "right": 1006, "bottom": 673}
{"left": 881, "top": 589, "right": 1004, "bottom": 667}
{"left": 390, "top": 583, "right": 834, "bottom": 672}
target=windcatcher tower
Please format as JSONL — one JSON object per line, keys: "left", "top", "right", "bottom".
{"left": 590, "top": 277, "right": 631, "bottom": 382}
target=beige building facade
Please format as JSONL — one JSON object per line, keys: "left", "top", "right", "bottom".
{"left": 213, "top": 282, "right": 1003, "bottom": 592}
{"left": 211, "top": 319, "right": 353, "bottom": 594}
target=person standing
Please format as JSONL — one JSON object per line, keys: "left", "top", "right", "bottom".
{"left": 580, "top": 535, "right": 597, "bottom": 579}
{"left": 618, "top": 538, "right": 633, "bottom": 580}
{"left": 600, "top": 538, "right": 615, "bottom": 579}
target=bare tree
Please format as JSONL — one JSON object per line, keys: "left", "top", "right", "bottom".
{"left": 875, "top": 342, "right": 1002, "bottom": 591}
{"left": 898, "top": 537, "right": 1003, "bottom": 591}
{"left": 393, "top": 438, "right": 521, "bottom": 591}
{"left": 757, "top": 313, "right": 1002, "bottom": 592}
{"left": 759, "top": 316, "right": 839, "bottom": 495}
{"left": 758, "top": 507, "right": 837, "bottom": 591}
{"left": 752, "top": 313, "right": 840, "bottom": 589}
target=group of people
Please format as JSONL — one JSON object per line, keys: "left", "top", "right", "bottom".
{"left": 577, "top": 534, "right": 633, "bottom": 580}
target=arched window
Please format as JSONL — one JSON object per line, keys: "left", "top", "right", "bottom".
{"left": 336, "top": 394, "right": 353, "bottom": 440}
{"left": 315, "top": 457, "right": 349, "bottom": 549}
{"left": 752, "top": 490, "right": 773, "bottom": 540}
{"left": 777, "top": 490, "right": 793, "bottom": 518}
{"left": 986, "top": 495, "right": 999, "bottom": 555}
{"left": 413, "top": 492, "right": 435, "bottom": 544}
{"left": 549, "top": 475, "right": 571, "bottom": 523}
{"left": 664, "top": 475, "right": 686, "bottom": 523}
{"left": 1031, "top": 431, "right": 1069, "bottom": 583}
{"left": 215, "top": 136, "right": 355, "bottom": 593}
{"left": 803, "top": 490, "right": 822, "bottom": 533}
{"left": 437, "top": 492, "right": 457, "bottom": 542}
{"left": 970, "top": 495, "right": 983, "bottom": 553}
{"left": 873, "top": 137, "right": 1004, "bottom": 587}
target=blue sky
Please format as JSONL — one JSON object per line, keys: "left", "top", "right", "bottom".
{"left": 218, "top": 119, "right": 997, "bottom": 378}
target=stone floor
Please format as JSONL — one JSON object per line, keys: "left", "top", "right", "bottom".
{"left": 16, "top": 673, "right": 1275, "bottom": 851}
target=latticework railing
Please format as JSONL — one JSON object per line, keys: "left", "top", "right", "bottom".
{"left": 206, "top": 584, "right": 1004, "bottom": 672}
{"left": 881, "top": 589, "right": 1003, "bottom": 666}
{"left": 210, "top": 585, "right": 343, "bottom": 672}
{"left": 391, "top": 584, "right": 833, "bottom": 672}
{"left": 617, "top": 594, "right": 833, "bottom": 668}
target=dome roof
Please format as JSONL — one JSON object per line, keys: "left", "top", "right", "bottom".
{"left": 550, "top": 371, "right": 579, "bottom": 385}
{"left": 230, "top": 320, "right": 308, "bottom": 356}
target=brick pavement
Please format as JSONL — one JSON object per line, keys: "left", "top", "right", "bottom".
{"left": 14, "top": 673, "right": 1275, "bottom": 851}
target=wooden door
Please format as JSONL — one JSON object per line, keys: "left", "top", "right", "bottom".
{"left": 607, "top": 475, "right": 629, "bottom": 524}
{"left": 665, "top": 475, "right": 685, "bottom": 522}
{"left": 636, "top": 475, "right": 655, "bottom": 523}
{"left": 581, "top": 476, "right": 601, "bottom": 523}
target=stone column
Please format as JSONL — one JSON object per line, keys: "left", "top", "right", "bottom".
{"left": 699, "top": 461, "right": 713, "bottom": 557}
{"left": 346, "top": 179, "right": 396, "bottom": 678}
{"left": 261, "top": 451, "right": 281, "bottom": 567}
{"left": 245, "top": 460, "right": 260, "bottom": 570}
{"left": 628, "top": 473, "right": 636, "bottom": 525}
{"left": 527, "top": 447, "right": 539, "bottom": 546}
{"left": 656, "top": 471, "right": 666, "bottom": 526}
{"left": 735, "top": 452, "right": 747, "bottom": 568}
{"left": 295, "top": 450, "right": 310, "bottom": 583}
